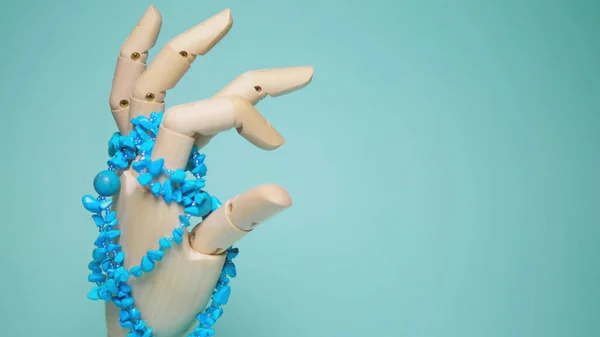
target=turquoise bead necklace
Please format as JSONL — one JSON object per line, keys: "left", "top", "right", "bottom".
{"left": 82, "top": 112, "right": 238, "bottom": 337}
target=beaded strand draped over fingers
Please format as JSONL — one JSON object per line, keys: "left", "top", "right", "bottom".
{"left": 85, "top": 4, "right": 314, "bottom": 337}
{"left": 101, "top": 7, "right": 238, "bottom": 336}
{"left": 83, "top": 112, "right": 238, "bottom": 337}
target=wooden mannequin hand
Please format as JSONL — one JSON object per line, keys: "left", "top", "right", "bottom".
{"left": 102, "top": 6, "right": 313, "bottom": 337}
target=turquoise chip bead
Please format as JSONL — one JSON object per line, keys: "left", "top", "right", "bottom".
{"left": 124, "top": 148, "right": 136, "bottom": 159}
{"left": 108, "top": 243, "right": 121, "bottom": 251}
{"left": 122, "top": 136, "right": 134, "bottom": 149}
{"left": 88, "top": 273, "right": 106, "bottom": 283}
{"left": 154, "top": 111, "right": 163, "bottom": 123}
{"left": 173, "top": 230, "right": 183, "bottom": 244}
{"left": 197, "top": 198, "right": 212, "bottom": 218}
{"left": 130, "top": 115, "right": 142, "bottom": 125}
{"left": 171, "top": 169, "right": 186, "bottom": 183}
{"left": 119, "top": 309, "right": 130, "bottom": 321}
{"left": 137, "top": 127, "right": 149, "bottom": 140}
{"left": 94, "top": 236, "right": 106, "bottom": 247}
{"left": 174, "top": 189, "right": 183, "bottom": 203}
{"left": 107, "top": 218, "right": 118, "bottom": 227}
{"left": 118, "top": 135, "right": 133, "bottom": 148}
{"left": 101, "top": 259, "right": 112, "bottom": 271}
{"left": 223, "top": 262, "right": 236, "bottom": 278}
{"left": 163, "top": 180, "right": 173, "bottom": 203}
{"left": 88, "top": 260, "right": 100, "bottom": 270}
{"left": 139, "top": 139, "right": 153, "bottom": 152}
{"left": 82, "top": 195, "right": 101, "bottom": 213}
{"left": 90, "top": 267, "right": 103, "bottom": 274}
{"left": 213, "top": 286, "right": 231, "bottom": 305}
{"left": 119, "top": 270, "right": 130, "bottom": 283}
{"left": 159, "top": 237, "right": 172, "bottom": 249}
{"left": 120, "top": 284, "right": 132, "bottom": 293}
{"left": 130, "top": 266, "right": 143, "bottom": 277}
{"left": 193, "top": 192, "right": 208, "bottom": 204}
{"left": 114, "top": 252, "right": 125, "bottom": 264}
{"left": 134, "top": 320, "right": 146, "bottom": 331}
{"left": 142, "top": 328, "right": 153, "bottom": 337}
{"left": 99, "top": 287, "right": 112, "bottom": 301}
{"left": 131, "top": 160, "right": 146, "bottom": 172}
{"left": 87, "top": 288, "right": 100, "bottom": 300}
{"left": 120, "top": 320, "right": 134, "bottom": 329}
{"left": 106, "top": 279, "right": 119, "bottom": 295}
{"left": 108, "top": 156, "right": 128, "bottom": 169}
{"left": 130, "top": 307, "right": 141, "bottom": 320}
{"left": 141, "top": 256, "right": 155, "bottom": 272}
{"left": 137, "top": 173, "right": 153, "bottom": 186}
{"left": 192, "top": 163, "right": 207, "bottom": 176}
{"left": 108, "top": 135, "right": 120, "bottom": 156}
{"left": 100, "top": 199, "right": 113, "bottom": 210}
{"left": 174, "top": 227, "right": 184, "bottom": 236}
{"left": 179, "top": 215, "right": 190, "bottom": 227}
{"left": 92, "top": 248, "right": 104, "bottom": 261}
{"left": 211, "top": 196, "right": 222, "bottom": 211}
{"left": 106, "top": 230, "right": 121, "bottom": 240}
{"left": 181, "top": 180, "right": 196, "bottom": 193}
{"left": 121, "top": 296, "right": 134, "bottom": 308}
{"left": 226, "top": 248, "right": 239, "bottom": 259}
{"left": 151, "top": 182, "right": 161, "bottom": 196}
{"left": 212, "top": 307, "right": 223, "bottom": 319}
{"left": 139, "top": 118, "right": 154, "bottom": 130}
{"left": 193, "top": 327, "right": 215, "bottom": 337}
{"left": 218, "top": 276, "right": 230, "bottom": 286}
{"left": 105, "top": 211, "right": 117, "bottom": 223}
{"left": 92, "top": 215, "right": 104, "bottom": 227}
{"left": 184, "top": 206, "right": 201, "bottom": 216}
{"left": 147, "top": 250, "right": 164, "bottom": 261}
{"left": 148, "top": 158, "right": 164, "bottom": 176}
{"left": 197, "top": 313, "right": 215, "bottom": 327}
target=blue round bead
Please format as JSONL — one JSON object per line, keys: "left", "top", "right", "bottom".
{"left": 94, "top": 170, "right": 121, "bottom": 196}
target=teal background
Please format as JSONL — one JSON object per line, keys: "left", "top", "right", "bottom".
{"left": 1, "top": 0, "right": 598, "bottom": 336}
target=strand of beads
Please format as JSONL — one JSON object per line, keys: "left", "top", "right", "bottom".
{"left": 82, "top": 112, "right": 238, "bottom": 337}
